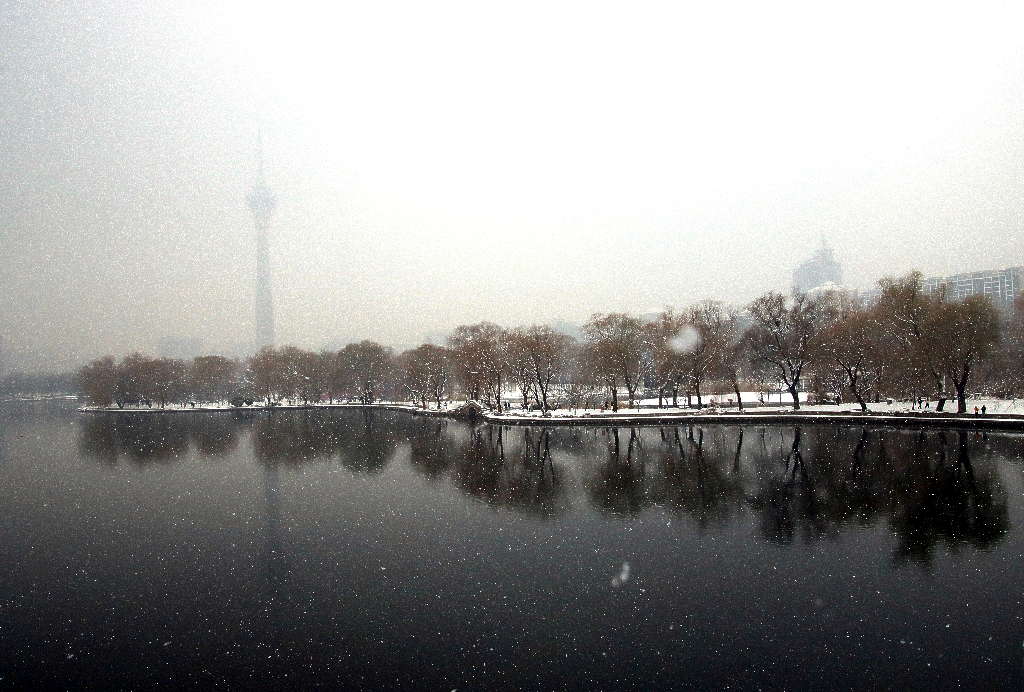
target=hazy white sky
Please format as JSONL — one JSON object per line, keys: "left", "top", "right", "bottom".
{"left": 2, "top": 0, "right": 1023, "bottom": 371}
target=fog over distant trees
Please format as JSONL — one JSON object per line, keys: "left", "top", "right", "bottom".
{"left": 4, "top": 2, "right": 1024, "bottom": 375}
{"left": 0, "top": 371, "right": 76, "bottom": 400}
{"left": 78, "top": 273, "right": 1021, "bottom": 415}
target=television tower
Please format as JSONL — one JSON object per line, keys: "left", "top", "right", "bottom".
{"left": 247, "top": 134, "right": 276, "bottom": 350}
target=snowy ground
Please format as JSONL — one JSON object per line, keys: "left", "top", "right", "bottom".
{"left": 492, "top": 396, "right": 1023, "bottom": 416}
{"left": 484, "top": 399, "right": 1024, "bottom": 428}
{"left": 77, "top": 401, "right": 441, "bottom": 413}
{"left": 78, "top": 397, "right": 1024, "bottom": 429}
{"left": 482, "top": 391, "right": 1024, "bottom": 424}
{"left": 634, "top": 391, "right": 810, "bottom": 406}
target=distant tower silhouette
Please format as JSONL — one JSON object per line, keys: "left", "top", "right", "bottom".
{"left": 247, "top": 135, "right": 276, "bottom": 349}
{"left": 793, "top": 237, "right": 842, "bottom": 293}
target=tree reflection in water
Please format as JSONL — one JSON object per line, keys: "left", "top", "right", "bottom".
{"left": 78, "top": 414, "right": 192, "bottom": 464}
{"left": 253, "top": 411, "right": 338, "bottom": 466}
{"left": 252, "top": 409, "right": 402, "bottom": 472}
{"left": 77, "top": 412, "right": 1010, "bottom": 564}
{"left": 191, "top": 415, "right": 240, "bottom": 456}
{"left": 452, "top": 426, "right": 567, "bottom": 517}
{"left": 587, "top": 428, "right": 654, "bottom": 517}
{"left": 406, "top": 419, "right": 455, "bottom": 479}
{"left": 888, "top": 430, "right": 1008, "bottom": 564}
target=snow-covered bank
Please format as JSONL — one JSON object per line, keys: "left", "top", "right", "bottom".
{"left": 76, "top": 399, "right": 1024, "bottom": 430}
{"left": 76, "top": 401, "right": 452, "bottom": 415}
{"left": 3, "top": 394, "right": 78, "bottom": 402}
{"left": 483, "top": 397, "right": 1024, "bottom": 428}
{"left": 482, "top": 408, "right": 1024, "bottom": 430}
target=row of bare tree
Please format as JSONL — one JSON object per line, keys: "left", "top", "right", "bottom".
{"left": 78, "top": 272, "right": 1023, "bottom": 414}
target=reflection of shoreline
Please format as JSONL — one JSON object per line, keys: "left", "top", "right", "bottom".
{"left": 74, "top": 412, "right": 1013, "bottom": 565}
{"left": 78, "top": 413, "right": 240, "bottom": 464}
{"left": 484, "top": 411, "right": 1024, "bottom": 431}
{"left": 77, "top": 403, "right": 1024, "bottom": 431}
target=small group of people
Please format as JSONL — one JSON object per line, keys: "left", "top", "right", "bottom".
{"left": 910, "top": 397, "right": 990, "bottom": 415}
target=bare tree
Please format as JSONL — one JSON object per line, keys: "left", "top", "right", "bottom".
{"left": 314, "top": 350, "right": 333, "bottom": 403}
{"left": 327, "top": 349, "right": 350, "bottom": 403}
{"left": 521, "top": 325, "right": 574, "bottom": 413}
{"left": 78, "top": 356, "right": 117, "bottom": 406}
{"left": 874, "top": 273, "right": 1003, "bottom": 412}
{"left": 294, "top": 348, "right": 325, "bottom": 404}
{"left": 143, "top": 357, "right": 188, "bottom": 408}
{"left": 81, "top": 268, "right": 1014, "bottom": 418}
{"left": 648, "top": 309, "right": 687, "bottom": 407}
{"left": 398, "top": 344, "right": 452, "bottom": 409}
{"left": 248, "top": 347, "right": 282, "bottom": 405}
{"left": 924, "top": 296, "right": 1001, "bottom": 413}
{"left": 580, "top": 341, "right": 619, "bottom": 411}
{"left": 115, "top": 352, "right": 152, "bottom": 407}
{"left": 273, "top": 346, "right": 312, "bottom": 404}
{"left": 560, "top": 342, "right": 601, "bottom": 412}
{"left": 337, "top": 341, "right": 393, "bottom": 404}
{"left": 709, "top": 306, "right": 746, "bottom": 410}
{"left": 745, "top": 292, "right": 825, "bottom": 410}
{"left": 502, "top": 328, "right": 535, "bottom": 410}
{"left": 814, "top": 295, "right": 881, "bottom": 411}
{"left": 682, "top": 301, "right": 735, "bottom": 408}
{"left": 996, "top": 294, "right": 1024, "bottom": 397}
{"left": 874, "top": 272, "right": 946, "bottom": 407}
{"left": 189, "top": 355, "right": 238, "bottom": 404}
{"left": 584, "top": 313, "right": 648, "bottom": 409}
{"left": 448, "top": 322, "right": 505, "bottom": 409}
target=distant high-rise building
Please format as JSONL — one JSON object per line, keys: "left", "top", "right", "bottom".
{"left": 793, "top": 239, "right": 843, "bottom": 293}
{"left": 921, "top": 266, "right": 1023, "bottom": 310}
{"left": 855, "top": 265, "right": 1023, "bottom": 310}
{"left": 247, "top": 137, "right": 277, "bottom": 350}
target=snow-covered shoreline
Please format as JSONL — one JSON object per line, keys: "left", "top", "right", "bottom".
{"left": 76, "top": 402, "right": 435, "bottom": 414}
{"left": 75, "top": 400, "right": 1024, "bottom": 430}
{"left": 482, "top": 409, "right": 1024, "bottom": 430}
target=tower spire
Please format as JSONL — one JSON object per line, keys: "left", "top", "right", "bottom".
{"left": 247, "top": 132, "right": 277, "bottom": 350}
{"left": 256, "top": 129, "right": 265, "bottom": 180}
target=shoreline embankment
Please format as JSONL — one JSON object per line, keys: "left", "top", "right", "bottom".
{"left": 75, "top": 402, "right": 1024, "bottom": 431}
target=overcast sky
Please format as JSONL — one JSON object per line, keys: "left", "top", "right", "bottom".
{"left": 2, "top": 0, "right": 1023, "bottom": 372}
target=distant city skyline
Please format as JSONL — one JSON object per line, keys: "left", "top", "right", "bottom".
{"left": 3, "top": 2, "right": 1023, "bottom": 372}
{"left": 791, "top": 241, "right": 1024, "bottom": 312}
{"left": 6, "top": 251, "right": 1022, "bottom": 374}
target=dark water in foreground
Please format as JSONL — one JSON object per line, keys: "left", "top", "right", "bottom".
{"left": 1, "top": 402, "right": 1022, "bottom": 690}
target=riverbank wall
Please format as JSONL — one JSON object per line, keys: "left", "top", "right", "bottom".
{"left": 76, "top": 402, "right": 1024, "bottom": 431}
{"left": 483, "top": 410, "right": 1024, "bottom": 430}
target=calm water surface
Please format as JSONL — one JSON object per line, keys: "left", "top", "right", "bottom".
{"left": 1, "top": 401, "right": 1022, "bottom": 689}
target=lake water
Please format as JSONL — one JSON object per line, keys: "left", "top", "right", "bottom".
{"left": 1, "top": 401, "right": 1022, "bottom": 689}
